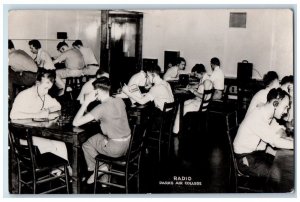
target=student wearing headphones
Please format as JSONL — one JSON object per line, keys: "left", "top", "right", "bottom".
{"left": 233, "top": 88, "right": 293, "bottom": 178}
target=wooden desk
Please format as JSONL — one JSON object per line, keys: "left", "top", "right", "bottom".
{"left": 268, "top": 149, "right": 294, "bottom": 192}
{"left": 10, "top": 118, "right": 95, "bottom": 194}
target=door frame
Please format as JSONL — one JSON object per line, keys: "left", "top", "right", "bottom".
{"left": 100, "top": 10, "right": 143, "bottom": 74}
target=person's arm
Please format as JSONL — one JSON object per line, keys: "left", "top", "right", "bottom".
{"left": 45, "top": 96, "right": 61, "bottom": 113}
{"left": 272, "top": 137, "right": 293, "bottom": 149}
{"left": 122, "top": 85, "right": 152, "bottom": 105}
{"left": 53, "top": 53, "right": 67, "bottom": 64}
{"left": 72, "top": 92, "right": 96, "bottom": 127}
{"left": 10, "top": 109, "right": 49, "bottom": 120}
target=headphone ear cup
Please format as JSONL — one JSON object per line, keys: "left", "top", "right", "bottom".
{"left": 273, "top": 100, "right": 279, "bottom": 107}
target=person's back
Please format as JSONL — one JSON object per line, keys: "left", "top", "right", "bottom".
{"left": 149, "top": 80, "right": 174, "bottom": 111}
{"left": 79, "top": 46, "right": 98, "bottom": 66}
{"left": 90, "top": 97, "right": 131, "bottom": 139}
{"left": 62, "top": 49, "right": 85, "bottom": 70}
{"left": 9, "top": 49, "right": 37, "bottom": 72}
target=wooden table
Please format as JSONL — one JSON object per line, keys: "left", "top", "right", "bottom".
{"left": 10, "top": 118, "right": 95, "bottom": 194}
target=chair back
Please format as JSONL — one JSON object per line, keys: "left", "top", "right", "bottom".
{"left": 126, "top": 124, "right": 147, "bottom": 163}
{"left": 199, "top": 89, "right": 214, "bottom": 112}
{"left": 9, "top": 123, "right": 39, "bottom": 170}
{"left": 160, "top": 102, "right": 177, "bottom": 134}
{"left": 64, "top": 76, "right": 89, "bottom": 99}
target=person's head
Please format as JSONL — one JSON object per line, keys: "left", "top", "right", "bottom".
{"left": 267, "top": 88, "right": 290, "bottom": 120}
{"left": 280, "top": 75, "right": 293, "bottom": 95}
{"left": 8, "top": 40, "right": 15, "bottom": 50}
{"left": 147, "top": 65, "right": 161, "bottom": 84}
{"left": 28, "top": 40, "right": 41, "bottom": 54}
{"left": 95, "top": 69, "right": 109, "bottom": 79}
{"left": 210, "top": 57, "right": 220, "bottom": 71}
{"left": 92, "top": 77, "right": 111, "bottom": 100}
{"left": 36, "top": 68, "right": 56, "bottom": 96}
{"left": 263, "top": 71, "right": 280, "bottom": 88}
{"left": 176, "top": 57, "right": 186, "bottom": 70}
{"left": 191, "top": 64, "right": 206, "bottom": 79}
{"left": 72, "top": 40, "right": 83, "bottom": 49}
{"left": 57, "top": 42, "right": 69, "bottom": 53}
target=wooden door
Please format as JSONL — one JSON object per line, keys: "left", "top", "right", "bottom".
{"left": 101, "top": 10, "right": 143, "bottom": 93}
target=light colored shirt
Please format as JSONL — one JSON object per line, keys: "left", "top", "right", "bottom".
{"left": 210, "top": 66, "right": 224, "bottom": 90}
{"left": 79, "top": 47, "right": 98, "bottom": 66}
{"left": 233, "top": 106, "right": 284, "bottom": 154}
{"left": 246, "top": 87, "right": 271, "bottom": 115}
{"left": 147, "top": 80, "right": 174, "bottom": 111}
{"left": 53, "top": 49, "right": 84, "bottom": 70}
{"left": 9, "top": 49, "right": 38, "bottom": 72}
{"left": 163, "top": 66, "right": 179, "bottom": 81}
{"left": 36, "top": 49, "right": 55, "bottom": 70}
{"left": 10, "top": 86, "right": 61, "bottom": 120}
{"left": 128, "top": 70, "right": 148, "bottom": 87}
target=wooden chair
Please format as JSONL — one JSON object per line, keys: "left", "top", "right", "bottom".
{"left": 146, "top": 102, "right": 178, "bottom": 162}
{"left": 9, "top": 123, "right": 70, "bottom": 194}
{"left": 225, "top": 115, "right": 265, "bottom": 193}
{"left": 93, "top": 124, "right": 147, "bottom": 193}
{"left": 64, "top": 76, "right": 89, "bottom": 100}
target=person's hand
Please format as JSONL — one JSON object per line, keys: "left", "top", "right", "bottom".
{"left": 84, "top": 91, "right": 96, "bottom": 106}
{"left": 122, "top": 85, "right": 130, "bottom": 95}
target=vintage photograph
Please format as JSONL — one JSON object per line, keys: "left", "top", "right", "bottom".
{"left": 7, "top": 8, "right": 294, "bottom": 194}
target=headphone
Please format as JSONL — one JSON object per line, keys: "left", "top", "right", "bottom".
{"left": 273, "top": 100, "right": 279, "bottom": 107}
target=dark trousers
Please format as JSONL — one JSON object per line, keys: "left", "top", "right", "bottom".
{"left": 236, "top": 151, "right": 275, "bottom": 178}
{"left": 9, "top": 67, "right": 36, "bottom": 100}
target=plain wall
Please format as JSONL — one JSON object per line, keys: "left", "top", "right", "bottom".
{"left": 9, "top": 10, "right": 101, "bottom": 62}
{"left": 141, "top": 9, "right": 294, "bottom": 79}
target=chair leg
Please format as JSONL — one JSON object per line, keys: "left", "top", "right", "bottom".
{"left": 93, "top": 160, "right": 99, "bottom": 194}
{"left": 17, "top": 166, "right": 21, "bottom": 194}
{"left": 64, "top": 165, "right": 70, "bottom": 194}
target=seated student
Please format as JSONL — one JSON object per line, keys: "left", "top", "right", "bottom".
{"left": 53, "top": 41, "right": 85, "bottom": 96}
{"left": 173, "top": 64, "right": 213, "bottom": 134}
{"left": 233, "top": 88, "right": 293, "bottom": 178}
{"left": 73, "top": 77, "right": 131, "bottom": 184}
{"left": 246, "top": 71, "right": 280, "bottom": 115}
{"left": 209, "top": 57, "right": 224, "bottom": 100}
{"left": 77, "top": 69, "right": 109, "bottom": 105}
{"left": 10, "top": 68, "right": 71, "bottom": 175}
{"left": 122, "top": 65, "right": 174, "bottom": 111}
{"left": 72, "top": 40, "right": 99, "bottom": 76}
{"left": 8, "top": 39, "right": 38, "bottom": 100}
{"left": 163, "top": 57, "right": 186, "bottom": 81}
{"left": 128, "top": 65, "right": 153, "bottom": 91}
{"left": 280, "top": 75, "right": 293, "bottom": 122}
{"left": 28, "top": 39, "right": 56, "bottom": 70}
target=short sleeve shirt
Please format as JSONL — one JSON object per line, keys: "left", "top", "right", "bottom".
{"left": 128, "top": 71, "right": 147, "bottom": 87}
{"left": 54, "top": 49, "right": 85, "bottom": 70}
{"left": 9, "top": 49, "right": 38, "bottom": 72}
{"left": 90, "top": 97, "right": 131, "bottom": 139}
{"left": 36, "top": 49, "right": 56, "bottom": 70}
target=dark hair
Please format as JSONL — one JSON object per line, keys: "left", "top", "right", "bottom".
{"left": 8, "top": 40, "right": 14, "bottom": 49}
{"left": 210, "top": 57, "right": 220, "bottom": 66}
{"left": 72, "top": 40, "right": 83, "bottom": 47}
{"left": 191, "top": 64, "right": 206, "bottom": 74}
{"left": 267, "top": 88, "right": 290, "bottom": 103}
{"left": 36, "top": 68, "right": 56, "bottom": 83}
{"left": 28, "top": 39, "right": 41, "bottom": 49}
{"left": 280, "top": 75, "right": 293, "bottom": 85}
{"left": 176, "top": 57, "right": 186, "bottom": 65}
{"left": 96, "top": 69, "right": 108, "bottom": 77}
{"left": 263, "top": 71, "right": 279, "bottom": 87}
{"left": 148, "top": 65, "right": 161, "bottom": 75}
{"left": 57, "top": 41, "right": 68, "bottom": 50}
{"left": 92, "top": 77, "right": 111, "bottom": 92}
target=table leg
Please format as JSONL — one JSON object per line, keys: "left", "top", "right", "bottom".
{"left": 72, "top": 145, "right": 80, "bottom": 194}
